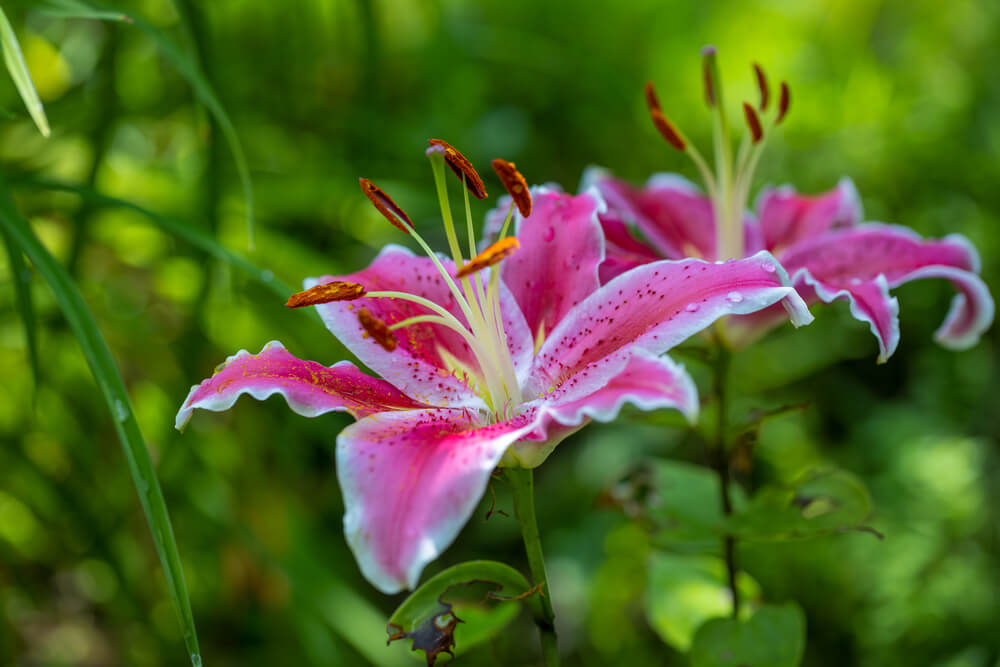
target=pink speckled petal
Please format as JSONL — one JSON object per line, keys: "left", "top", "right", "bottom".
{"left": 756, "top": 178, "right": 861, "bottom": 252}
{"left": 338, "top": 407, "right": 544, "bottom": 593}
{"left": 501, "top": 187, "right": 606, "bottom": 342}
{"left": 597, "top": 215, "right": 663, "bottom": 283}
{"left": 777, "top": 224, "right": 994, "bottom": 361}
{"left": 175, "top": 341, "right": 426, "bottom": 429}
{"left": 507, "top": 351, "right": 699, "bottom": 467}
{"left": 528, "top": 251, "right": 813, "bottom": 398}
{"left": 307, "top": 244, "right": 533, "bottom": 408}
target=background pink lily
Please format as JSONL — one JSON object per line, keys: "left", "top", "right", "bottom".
{"left": 587, "top": 169, "right": 994, "bottom": 362}
{"left": 176, "top": 180, "right": 811, "bottom": 595}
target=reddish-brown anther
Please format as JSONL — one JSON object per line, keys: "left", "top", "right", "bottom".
{"left": 491, "top": 159, "right": 532, "bottom": 217}
{"left": 650, "top": 109, "right": 686, "bottom": 152}
{"left": 358, "top": 308, "right": 397, "bottom": 352}
{"left": 286, "top": 281, "right": 366, "bottom": 308}
{"left": 776, "top": 82, "right": 791, "bottom": 125}
{"left": 455, "top": 237, "right": 520, "bottom": 278}
{"left": 359, "top": 178, "right": 412, "bottom": 233}
{"left": 644, "top": 81, "right": 662, "bottom": 113}
{"left": 753, "top": 62, "right": 770, "bottom": 111}
{"left": 701, "top": 45, "right": 718, "bottom": 107}
{"left": 743, "top": 102, "right": 763, "bottom": 144}
{"left": 428, "top": 139, "right": 488, "bottom": 199}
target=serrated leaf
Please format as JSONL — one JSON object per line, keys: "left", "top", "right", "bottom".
{"left": 387, "top": 560, "right": 540, "bottom": 665}
{"left": 690, "top": 602, "right": 806, "bottom": 667}
{"left": 0, "top": 6, "right": 50, "bottom": 136}
{"left": 645, "top": 552, "right": 761, "bottom": 652}
{"left": 0, "top": 174, "right": 201, "bottom": 667}
{"left": 39, "top": 0, "right": 256, "bottom": 247}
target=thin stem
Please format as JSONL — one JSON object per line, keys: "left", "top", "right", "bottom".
{"left": 711, "top": 341, "right": 740, "bottom": 618}
{"left": 505, "top": 467, "right": 559, "bottom": 666}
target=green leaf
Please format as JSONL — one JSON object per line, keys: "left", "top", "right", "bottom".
{"left": 731, "top": 468, "right": 873, "bottom": 541}
{"left": 39, "top": 0, "right": 256, "bottom": 246}
{"left": 690, "top": 603, "right": 806, "bottom": 667}
{"left": 645, "top": 552, "right": 761, "bottom": 652}
{"left": 0, "top": 223, "right": 39, "bottom": 388}
{"left": 0, "top": 173, "right": 202, "bottom": 667}
{"left": 0, "top": 5, "right": 50, "bottom": 137}
{"left": 388, "top": 560, "right": 540, "bottom": 665}
{"left": 615, "top": 460, "right": 745, "bottom": 547}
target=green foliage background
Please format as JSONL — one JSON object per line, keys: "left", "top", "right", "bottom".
{"left": 0, "top": 0, "right": 997, "bottom": 664}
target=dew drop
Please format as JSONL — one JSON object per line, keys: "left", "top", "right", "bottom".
{"left": 260, "top": 269, "right": 274, "bottom": 282}
{"left": 761, "top": 262, "right": 776, "bottom": 273}
{"left": 191, "top": 655, "right": 203, "bottom": 667}
{"left": 543, "top": 226, "right": 555, "bottom": 242}
{"left": 685, "top": 303, "right": 700, "bottom": 313}
{"left": 114, "top": 399, "right": 129, "bottom": 422}
{"left": 726, "top": 291, "right": 744, "bottom": 304}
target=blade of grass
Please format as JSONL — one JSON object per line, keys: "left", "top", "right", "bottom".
{"left": 39, "top": 0, "right": 255, "bottom": 248}
{"left": 0, "top": 5, "right": 50, "bottom": 137}
{"left": 0, "top": 222, "right": 40, "bottom": 390}
{"left": 16, "top": 177, "right": 294, "bottom": 301}
{"left": 0, "top": 171, "right": 202, "bottom": 667}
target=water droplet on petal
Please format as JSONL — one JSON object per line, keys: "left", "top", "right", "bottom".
{"left": 726, "top": 291, "right": 744, "bottom": 304}
{"left": 114, "top": 399, "right": 129, "bottom": 422}
{"left": 685, "top": 303, "right": 700, "bottom": 313}
{"left": 761, "top": 262, "right": 776, "bottom": 273}
{"left": 543, "top": 226, "right": 555, "bottom": 242}
{"left": 850, "top": 278, "right": 862, "bottom": 285}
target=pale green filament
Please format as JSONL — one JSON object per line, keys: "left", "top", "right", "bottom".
{"left": 373, "top": 150, "right": 524, "bottom": 418}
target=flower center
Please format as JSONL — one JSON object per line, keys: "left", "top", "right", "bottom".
{"left": 646, "top": 46, "right": 791, "bottom": 260}
{"left": 361, "top": 143, "right": 531, "bottom": 421}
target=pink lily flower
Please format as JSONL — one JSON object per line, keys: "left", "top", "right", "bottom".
{"left": 587, "top": 49, "right": 993, "bottom": 362}
{"left": 176, "top": 141, "right": 812, "bottom": 594}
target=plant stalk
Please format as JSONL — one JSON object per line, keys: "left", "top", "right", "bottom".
{"left": 712, "top": 342, "right": 740, "bottom": 617}
{"left": 505, "top": 467, "right": 559, "bottom": 666}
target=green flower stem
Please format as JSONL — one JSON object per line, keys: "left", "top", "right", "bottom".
{"left": 505, "top": 467, "right": 559, "bottom": 666}
{"left": 711, "top": 341, "right": 740, "bottom": 617}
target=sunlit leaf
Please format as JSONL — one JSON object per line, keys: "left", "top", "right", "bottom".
{"left": 0, "top": 6, "right": 50, "bottom": 137}
{"left": 388, "top": 560, "right": 540, "bottom": 665}
{"left": 39, "top": 0, "right": 256, "bottom": 247}
{"left": 690, "top": 602, "right": 806, "bottom": 667}
{"left": 645, "top": 551, "right": 761, "bottom": 652}
{"left": 0, "top": 174, "right": 202, "bottom": 667}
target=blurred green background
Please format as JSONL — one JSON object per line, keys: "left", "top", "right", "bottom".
{"left": 1, "top": 0, "right": 998, "bottom": 664}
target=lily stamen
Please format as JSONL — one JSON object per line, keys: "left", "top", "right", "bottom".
{"left": 646, "top": 47, "right": 794, "bottom": 260}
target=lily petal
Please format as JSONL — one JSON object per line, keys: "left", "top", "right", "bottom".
{"left": 337, "top": 407, "right": 543, "bottom": 593}
{"left": 528, "top": 251, "right": 812, "bottom": 399}
{"left": 756, "top": 178, "right": 861, "bottom": 253}
{"left": 778, "top": 224, "right": 994, "bottom": 361}
{"left": 306, "top": 244, "right": 533, "bottom": 408}
{"left": 502, "top": 187, "right": 606, "bottom": 343}
{"left": 586, "top": 168, "right": 715, "bottom": 259}
{"left": 508, "top": 351, "right": 699, "bottom": 467}
{"left": 597, "top": 214, "right": 663, "bottom": 283}
{"left": 175, "top": 341, "right": 426, "bottom": 429}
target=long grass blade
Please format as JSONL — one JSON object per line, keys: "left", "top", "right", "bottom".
{"left": 0, "top": 6, "right": 50, "bottom": 137}
{"left": 39, "top": 0, "right": 256, "bottom": 248}
{"left": 0, "top": 171, "right": 203, "bottom": 667}
{"left": 18, "top": 177, "right": 292, "bottom": 300}
{"left": 0, "top": 222, "right": 40, "bottom": 389}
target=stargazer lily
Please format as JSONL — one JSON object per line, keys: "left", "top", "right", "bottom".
{"left": 586, "top": 47, "right": 994, "bottom": 362}
{"left": 176, "top": 140, "right": 812, "bottom": 594}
